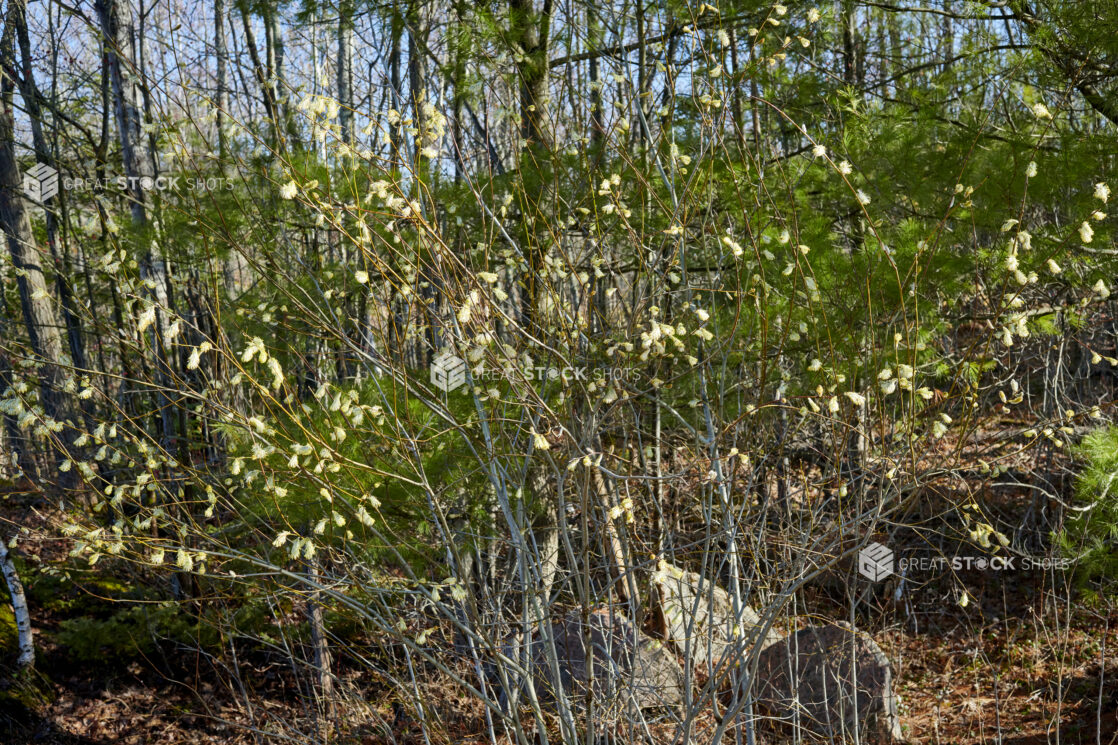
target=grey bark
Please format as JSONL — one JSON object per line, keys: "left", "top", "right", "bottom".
{"left": 842, "top": 0, "right": 864, "bottom": 88}
{"left": 239, "top": 10, "right": 280, "bottom": 144}
{"left": 97, "top": 0, "right": 178, "bottom": 455}
{"left": 306, "top": 559, "right": 336, "bottom": 731}
{"left": 336, "top": 0, "right": 354, "bottom": 146}
{"left": 509, "top": 0, "right": 552, "bottom": 329}
{"left": 0, "top": 308, "right": 31, "bottom": 478}
{"left": 97, "top": 0, "right": 156, "bottom": 229}
{"left": 214, "top": 0, "right": 230, "bottom": 160}
{"left": 11, "top": 0, "right": 87, "bottom": 381}
{"left": 407, "top": 5, "right": 428, "bottom": 164}
{"left": 263, "top": 5, "right": 293, "bottom": 142}
{"left": 0, "top": 4, "right": 78, "bottom": 479}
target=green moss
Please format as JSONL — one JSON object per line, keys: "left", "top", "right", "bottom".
{"left": 0, "top": 602, "right": 16, "bottom": 656}
{"left": 0, "top": 668, "right": 54, "bottom": 731}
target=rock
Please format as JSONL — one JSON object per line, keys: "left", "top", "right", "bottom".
{"left": 496, "top": 606, "right": 684, "bottom": 720}
{"left": 651, "top": 561, "right": 781, "bottom": 671}
{"left": 753, "top": 621, "right": 904, "bottom": 743}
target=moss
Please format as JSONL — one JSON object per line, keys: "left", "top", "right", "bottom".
{"left": 0, "top": 668, "right": 54, "bottom": 738}
{"left": 0, "top": 602, "right": 16, "bottom": 657}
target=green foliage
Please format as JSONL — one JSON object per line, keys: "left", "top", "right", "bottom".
{"left": 10, "top": 0, "right": 1118, "bottom": 733}
{"left": 217, "top": 375, "right": 489, "bottom": 572}
{"left": 54, "top": 603, "right": 214, "bottom": 663}
{"left": 1058, "top": 426, "right": 1118, "bottom": 599}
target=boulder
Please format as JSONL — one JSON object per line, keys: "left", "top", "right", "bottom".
{"left": 652, "top": 561, "right": 782, "bottom": 671}
{"left": 496, "top": 606, "right": 684, "bottom": 720}
{"left": 753, "top": 621, "right": 904, "bottom": 743}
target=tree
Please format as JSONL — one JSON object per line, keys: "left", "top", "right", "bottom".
{"left": 0, "top": 0, "right": 78, "bottom": 480}
{"left": 97, "top": 0, "right": 179, "bottom": 455}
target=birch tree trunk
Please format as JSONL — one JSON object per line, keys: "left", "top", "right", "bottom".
{"left": 0, "top": 537, "right": 33, "bottom": 669}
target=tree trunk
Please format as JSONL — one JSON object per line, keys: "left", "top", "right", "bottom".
{"left": 509, "top": 0, "right": 550, "bottom": 149}
{"left": 0, "top": 5, "right": 78, "bottom": 481}
{"left": 842, "top": 0, "right": 863, "bottom": 89}
{"left": 240, "top": 10, "right": 280, "bottom": 145}
{"left": 509, "top": 0, "right": 558, "bottom": 612}
{"left": 508, "top": 0, "right": 552, "bottom": 330}
{"left": 587, "top": 7, "right": 604, "bottom": 155}
{"left": 0, "top": 306, "right": 32, "bottom": 478}
{"left": 264, "top": 6, "right": 293, "bottom": 143}
{"left": 98, "top": 0, "right": 179, "bottom": 455}
{"left": 11, "top": 0, "right": 87, "bottom": 384}
{"left": 407, "top": 5, "right": 428, "bottom": 166}
{"left": 306, "top": 559, "right": 336, "bottom": 732}
{"left": 214, "top": 0, "right": 230, "bottom": 161}
{"left": 0, "top": 537, "right": 33, "bottom": 668}
{"left": 98, "top": 0, "right": 155, "bottom": 227}
{"left": 389, "top": 12, "right": 404, "bottom": 168}
{"left": 336, "top": 0, "right": 354, "bottom": 146}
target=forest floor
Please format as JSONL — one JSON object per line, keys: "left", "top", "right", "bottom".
{"left": 1, "top": 482, "right": 1116, "bottom": 745}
